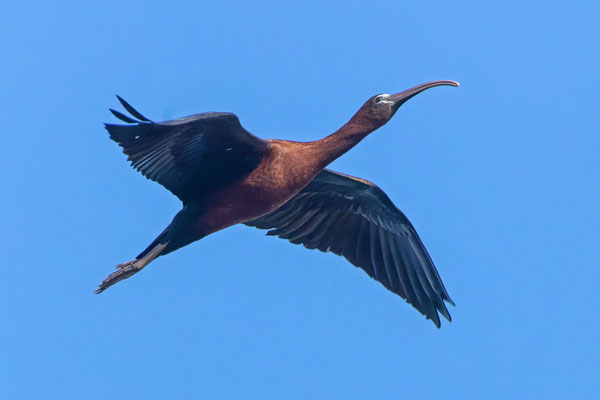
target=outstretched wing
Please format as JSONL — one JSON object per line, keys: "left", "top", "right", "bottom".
{"left": 105, "top": 96, "right": 268, "bottom": 204}
{"left": 245, "top": 169, "right": 454, "bottom": 327}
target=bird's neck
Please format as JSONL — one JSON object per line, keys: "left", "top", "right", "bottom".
{"left": 304, "top": 117, "right": 378, "bottom": 170}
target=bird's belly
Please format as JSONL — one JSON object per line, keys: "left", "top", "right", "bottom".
{"left": 199, "top": 184, "right": 294, "bottom": 232}
{"left": 200, "top": 172, "right": 314, "bottom": 234}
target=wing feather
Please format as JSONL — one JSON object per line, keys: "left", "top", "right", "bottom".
{"left": 245, "top": 169, "right": 454, "bottom": 327}
{"left": 105, "top": 97, "right": 267, "bottom": 203}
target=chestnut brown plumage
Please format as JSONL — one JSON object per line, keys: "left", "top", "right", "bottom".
{"left": 96, "top": 80, "right": 458, "bottom": 328}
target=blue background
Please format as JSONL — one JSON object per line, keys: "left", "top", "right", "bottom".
{"left": 1, "top": 1, "right": 598, "bottom": 398}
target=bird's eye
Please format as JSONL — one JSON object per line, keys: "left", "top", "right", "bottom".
{"left": 374, "top": 96, "right": 382, "bottom": 103}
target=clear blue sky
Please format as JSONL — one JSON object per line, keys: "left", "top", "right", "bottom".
{"left": 1, "top": 1, "right": 598, "bottom": 398}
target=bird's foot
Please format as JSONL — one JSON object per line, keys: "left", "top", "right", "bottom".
{"left": 115, "top": 260, "right": 136, "bottom": 270}
{"left": 94, "top": 243, "right": 168, "bottom": 294}
{"left": 95, "top": 259, "right": 141, "bottom": 294}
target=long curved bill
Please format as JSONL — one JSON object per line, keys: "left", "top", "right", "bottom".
{"left": 389, "top": 80, "right": 459, "bottom": 110}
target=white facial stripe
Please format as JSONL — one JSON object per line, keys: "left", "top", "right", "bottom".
{"left": 377, "top": 94, "right": 394, "bottom": 104}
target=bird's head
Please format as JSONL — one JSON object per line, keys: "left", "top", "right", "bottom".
{"left": 350, "top": 80, "right": 459, "bottom": 131}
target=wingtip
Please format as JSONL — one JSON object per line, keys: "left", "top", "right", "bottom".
{"left": 116, "top": 95, "right": 129, "bottom": 110}
{"left": 109, "top": 108, "right": 139, "bottom": 124}
{"left": 115, "top": 95, "right": 151, "bottom": 122}
{"left": 115, "top": 95, "right": 125, "bottom": 108}
{"left": 438, "top": 302, "right": 452, "bottom": 323}
{"left": 431, "top": 313, "right": 442, "bottom": 328}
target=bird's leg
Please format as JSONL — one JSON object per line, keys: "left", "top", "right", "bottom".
{"left": 94, "top": 242, "right": 168, "bottom": 294}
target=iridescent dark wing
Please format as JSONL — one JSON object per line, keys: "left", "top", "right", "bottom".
{"left": 106, "top": 96, "right": 267, "bottom": 204}
{"left": 246, "top": 169, "right": 454, "bottom": 327}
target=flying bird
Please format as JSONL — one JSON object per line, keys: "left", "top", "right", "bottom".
{"left": 97, "top": 80, "right": 458, "bottom": 327}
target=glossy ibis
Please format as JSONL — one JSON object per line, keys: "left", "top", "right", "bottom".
{"left": 97, "top": 80, "right": 458, "bottom": 327}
